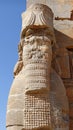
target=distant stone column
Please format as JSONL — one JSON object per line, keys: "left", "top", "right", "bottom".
{"left": 6, "top": 3, "right": 69, "bottom": 130}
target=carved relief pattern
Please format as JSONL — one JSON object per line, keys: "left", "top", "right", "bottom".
{"left": 23, "top": 93, "right": 51, "bottom": 129}
{"left": 21, "top": 33, "right": 52, "bottom": 92}
{"left": 6, "top": 4, "right": 69, "bottom": 130}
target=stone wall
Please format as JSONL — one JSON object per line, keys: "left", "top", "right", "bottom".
{"left": 44, "top": 1, "right": 73, "bottom": 130}
{"left": 54, "top": 20, "right": 73, "bottom": 130}
{"left": 54, "top": 17, "right": 73, "bottom": 130}
{"left": 63, "top": 79, "right": 73, "bottom": 130}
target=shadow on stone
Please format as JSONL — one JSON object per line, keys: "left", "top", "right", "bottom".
{"left": 54, "top": 29, "right": 73, "bottom": 48}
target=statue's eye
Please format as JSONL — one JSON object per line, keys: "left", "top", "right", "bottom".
{"left": 25, "top": 29, "right": 34, "bottom": 37}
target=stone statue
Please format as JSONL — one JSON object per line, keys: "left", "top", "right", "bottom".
{"left": 6, "top": 4, "right": 69, "bottom": 130}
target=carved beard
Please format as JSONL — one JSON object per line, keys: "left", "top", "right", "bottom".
{"left": 23, "top": 36, "right": 52, "bottom": 65}
{"left": 22, "top": 36, "right": 52, "bottom": 93}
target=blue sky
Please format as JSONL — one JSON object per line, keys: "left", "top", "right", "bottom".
{"left": 0, "top": 1, "right": 26, "bottom": 130}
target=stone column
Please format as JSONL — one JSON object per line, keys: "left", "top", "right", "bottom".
{"left": 6, "top": 3, "right": 69, "bottom": 130}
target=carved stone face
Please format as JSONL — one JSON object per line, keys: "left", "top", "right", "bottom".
{"left": 22, "top": 28, "right": 52, "bottom": 66}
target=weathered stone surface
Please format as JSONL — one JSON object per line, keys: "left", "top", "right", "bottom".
{"left": 53, "top": 48, "right": 71, "bottom": 78}
{"left": 27, "top": 0, "right": 47, "bottom": 8}
{"left": 27, "top": 0, "right": 73, "bottom": 18}
{"left": 54, "top": 21, "right": 73, "bottom": 40}
{"left": 67, "top": 87, "right": 73, "bottom": 98}
{"left": 50, "top": 2, "right": 73, "bottom": 130}
{"left": 6, "top": 69, "right": 69, "bottom": 130}
{"left": 6, "top": 3, "right": 70, "bottom": 130}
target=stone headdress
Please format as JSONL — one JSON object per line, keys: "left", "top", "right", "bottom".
{"left": 21, "top": 4, "right": 56, "bottom": 44}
